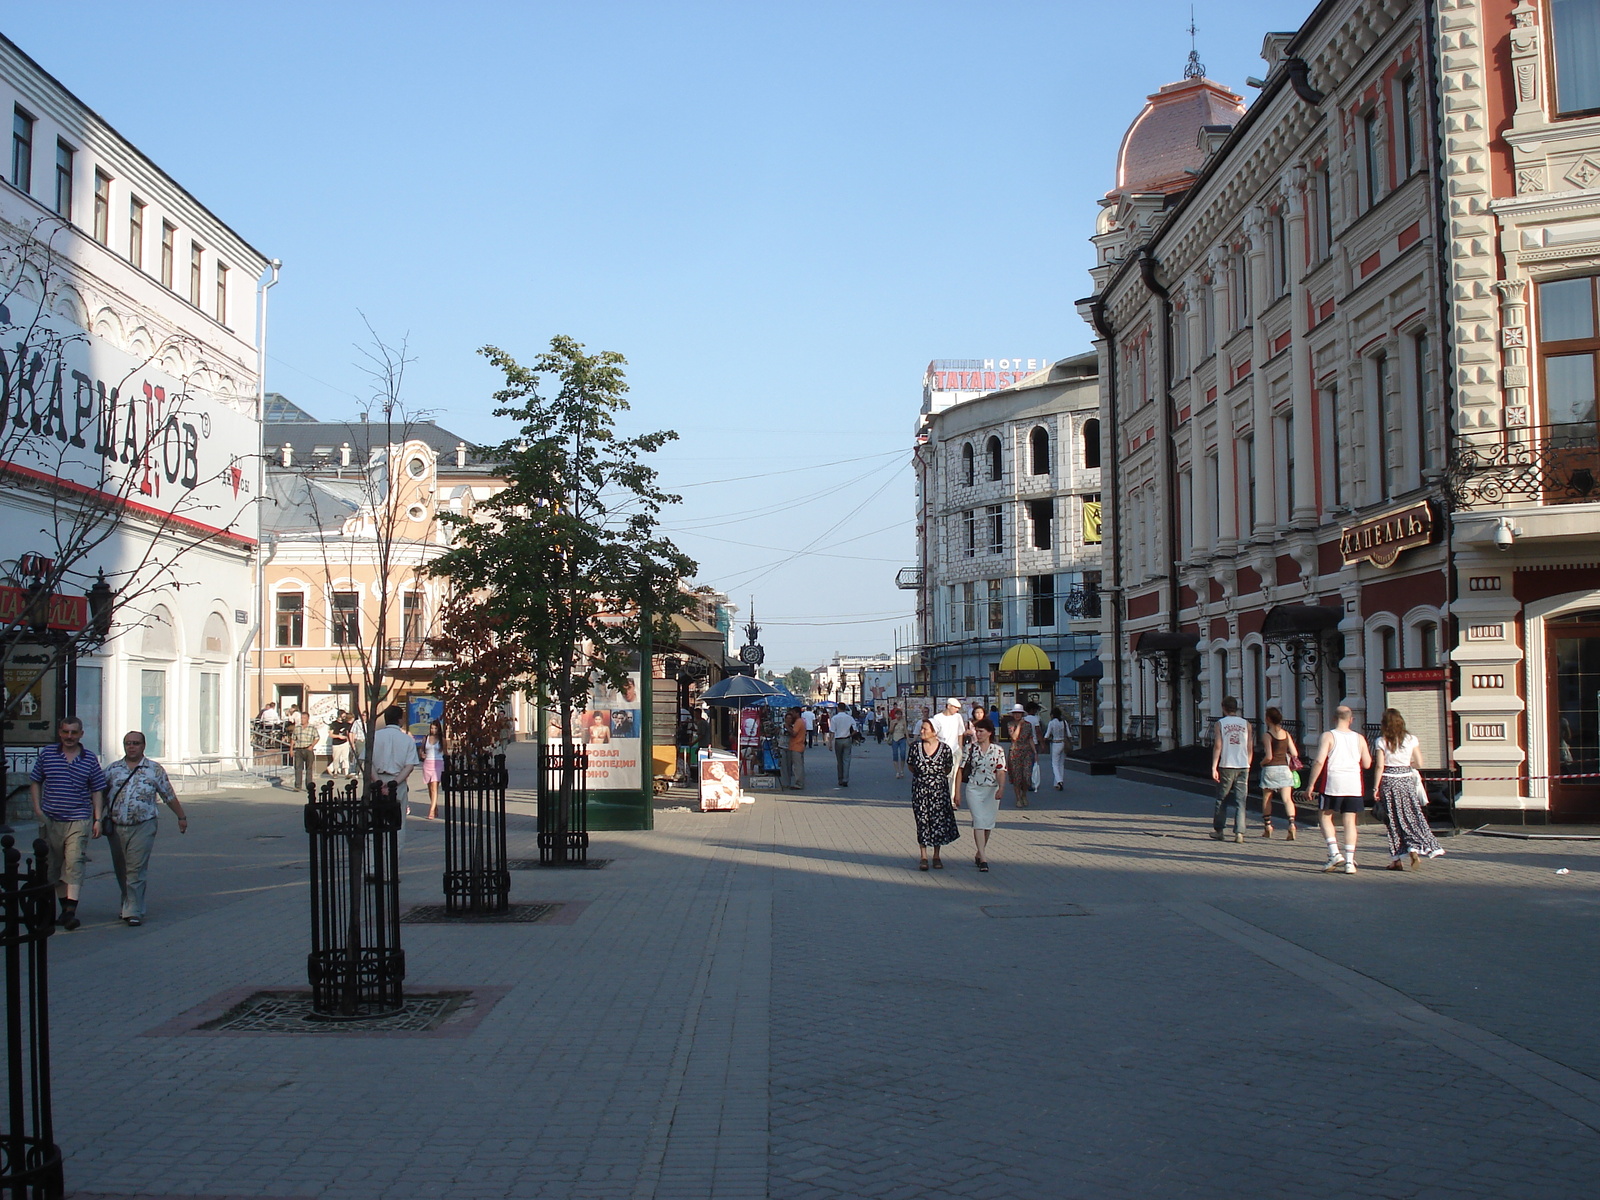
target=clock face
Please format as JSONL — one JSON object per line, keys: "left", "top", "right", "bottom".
{"left": 740, "top": 644, "right": 764, "bottom": 665}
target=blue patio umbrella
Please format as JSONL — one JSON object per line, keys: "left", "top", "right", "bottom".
{"left": 758, "top": 684, "right": 804, "bottom": 708}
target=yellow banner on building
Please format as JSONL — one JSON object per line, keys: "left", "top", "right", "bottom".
{"left": 1082, "top": 500, "right": 1102, "bottom": 545}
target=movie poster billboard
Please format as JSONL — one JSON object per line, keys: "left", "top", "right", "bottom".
{"left": 548, "top": 669, "right": 643, "bottom": 792}
{"left": 699, "top": 750, "right": 740, "bottom": 811}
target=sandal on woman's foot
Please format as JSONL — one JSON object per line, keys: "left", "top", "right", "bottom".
{"left": 919, "top": 859, "right": 929, "bottom": 871}
{"left": 1285, "top": 825, "right": 1297, "bottom": 841}
{"left": 1409, "top": 850, "right": 1420, "bottom": 866}
{"left": 931, "top": 858, "right": 943, "bottom": 868}
{"left": 977, "top": 859, "right": 989, "bottom": 872}
{"left": 1387, "top": 861, "right": 1405, "bottom": 871}
{"left": 1260, "top": 826, "right": 1273, "bottom": 838}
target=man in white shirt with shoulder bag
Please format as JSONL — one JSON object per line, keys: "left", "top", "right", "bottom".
{"left": 369, "top": 704, "right": 417, "bottom": 847}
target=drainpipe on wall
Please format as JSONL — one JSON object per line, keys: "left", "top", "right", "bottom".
{"left": 250, "top": 260, "right": 281, "bottom": 765}
{"left": 1086, "top": 295, "right": 1124, "bottom": 740}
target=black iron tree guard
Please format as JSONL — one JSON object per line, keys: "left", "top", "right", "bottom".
{"left": 0, "top": 836, "right": 62, "bottom": 1199}
{"left": 442, "top": 753, "right": 509, "bottom": 914}
{"left": 538, "top": 744, "right": 589, "bottom": 865}
{"left": 305, "top": 779, "right": 404, "bottom": 1018}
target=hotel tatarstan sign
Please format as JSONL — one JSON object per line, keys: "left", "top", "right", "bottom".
{"left": 1339, "top": 501, "right": 1437, "bottom": 569}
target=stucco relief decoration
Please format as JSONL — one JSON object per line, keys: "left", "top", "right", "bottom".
{"left": 1516, "top": 167, "right": 1545, "bottom": 194}
{"left": 1510, "top": 2, "right": 1540, "bottom": 109}
{"left": 1564, "top": 156, "right": 1600, "bottom": 189}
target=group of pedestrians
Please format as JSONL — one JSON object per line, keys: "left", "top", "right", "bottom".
{"left": 1210, "top": 696, "right": 1445, "bottom": 874}
{"left": 899, "top": 697, "right": 1074, "bottom": 872}
{"left": 27, "top": 716, "right": 187, "bottom": 929}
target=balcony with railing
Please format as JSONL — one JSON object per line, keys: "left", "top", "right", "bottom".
{"left": 1447, "top": 423, "right": 1600, "bottom": 508}
{"left": 384, "top": 637, "right": 453, "bottom": 668}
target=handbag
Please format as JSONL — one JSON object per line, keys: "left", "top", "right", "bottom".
{"left": 1031, "top": 762, "right": 1041, "bottom": 790}
{"left": 1289, "top": 770, "right": 1302, "bottom": 790}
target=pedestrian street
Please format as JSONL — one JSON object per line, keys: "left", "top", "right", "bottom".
{"left": 34, "top": 738, "right": 1600, "bottom": 1199}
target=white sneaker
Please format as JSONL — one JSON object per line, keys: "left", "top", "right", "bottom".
{"left": 1342, "top": 859, "right": 1357, "bottom": 874}
{"left": 1321, "top": 852, "right": 1343, "bottom": 873}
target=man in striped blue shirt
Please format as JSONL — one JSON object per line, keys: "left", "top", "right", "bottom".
{"left": 28, "top": 716, "right": 107, "bottom": 931}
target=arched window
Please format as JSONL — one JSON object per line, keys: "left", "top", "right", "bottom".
{"left": 961, "top": 442, "right": 974, "bottom": 486}
{"left": 1029, "top": 426, "right": 1050, "bottom": 476}
{"left": 142, "top": 605, "right": 177, "bottom": 659}
{"left": 986, "top": 435, "right": 1002, "bottom": 482}
{"left": 202, "top": 612, "right": 229, "bottom": 657}
{"left": 1083, "top": 419, "right": 1101, "bottom": 469}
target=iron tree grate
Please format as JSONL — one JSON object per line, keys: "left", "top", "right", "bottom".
{"left": 401, "top": 903, "right": 559, "bottom": 924}
{"left": 506, "top": 858, "right": 610, "bottom": 870}
{"left": 198, "top": 989, "right": 472, "bottom": 1033}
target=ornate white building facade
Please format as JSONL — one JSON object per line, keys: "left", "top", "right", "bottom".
{"left": 1081, "top": 2, "right": 1451, "bottom": 758}
{"left": 1435, "top": 0, "right": 1600, "bottom": 821}
{"left": 909, "top": 354, "right": 1103, "bottom": 722}
{"left": 1, "top": 33, "right": 269, "bottom": 779}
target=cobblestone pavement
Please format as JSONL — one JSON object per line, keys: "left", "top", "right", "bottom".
{"left": 32, "top": 740, "right": 1600, "bottom": 1198}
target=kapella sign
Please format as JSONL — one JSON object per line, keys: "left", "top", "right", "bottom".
{"left": 1339, "top": 501, "right": 1437, "bottom": 569}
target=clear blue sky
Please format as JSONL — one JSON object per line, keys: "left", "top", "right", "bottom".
{"left": 6, "top": 0, "right": 1309, "bottom": 670}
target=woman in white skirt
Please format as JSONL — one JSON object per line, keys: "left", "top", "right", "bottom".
{"left": 1372, "top": 708, "right": 1445, "bottom": 869}
{"left": 1258, "top": 707, "right": 1300, "bottom": 840}
{"left": 961, "top": 718, "right": 1006, "bottom": 872}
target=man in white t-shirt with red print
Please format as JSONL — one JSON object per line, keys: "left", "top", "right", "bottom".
{"left": 1210, "top": 696, "right": 1253, "bottom": 843}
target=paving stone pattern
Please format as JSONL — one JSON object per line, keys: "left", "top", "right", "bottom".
{"left": 34, "top": 742, "right": 1600, "bottom": 1198}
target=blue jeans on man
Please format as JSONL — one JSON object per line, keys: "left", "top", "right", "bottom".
{"left": 1213, "top": 767, "right": 1249, "bottom": 835}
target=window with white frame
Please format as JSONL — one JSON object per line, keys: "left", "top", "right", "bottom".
{"left": 92, "top": 169, "right": 110, "bottom": 245}
{"left": 1398, "top": 72, "right": 1421, "bottom": 177}
{"left": 11, "top": 107, "right": 32, "bottom": 192}
{"left": 275, "top": 590, "right": 305, "bottom": 647}
{"left": 128, "top": 196, "right": 145, "bottom": 269}
{"left": 1361, "top": 110, "right": 1383, "bottom": 209}
{"left": 54, "top": 140, "right": 73, "bottom": 220}
{"left": 1318, "top": 381, "right": 1344, "bottom": 510}
{"left": 1367, "top": 353, "right": 1391, "bottom": 503}
{"left": 1276, "top": 411, "right": 1295, "bottom": 526}
{"left": 1535, "top": 275, "right": 1600, "bottom": 433}
{"left": 1242, "top": 434, "right": 1258, "bottom": 534}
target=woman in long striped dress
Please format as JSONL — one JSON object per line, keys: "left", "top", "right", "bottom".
{"left": 1371, "top": 708, "right": 1445, "bottom": 869}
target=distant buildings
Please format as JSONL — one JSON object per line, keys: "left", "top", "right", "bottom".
{"left": 905, "top": 355, "right": 1103, "bottom": 728}
{"left": 254, "top": 396, "right": 509, "bottom": 740}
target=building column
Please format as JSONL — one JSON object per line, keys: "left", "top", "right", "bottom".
{"left": 1284, "top": 168, "right": 1319, "bottom": 525}
{"left": 1243, "top": 207, "right": 1274, "bottom": 539}
{"left": 1209, "top": 248, "right": 1237, "bottom": 553}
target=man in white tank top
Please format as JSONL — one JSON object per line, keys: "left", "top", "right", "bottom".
{"left": 1305, "top": 705, "right": 1373, "bottom": 874}
{"left": 1210, "top": 697, "right": 1253, "bottom": 843}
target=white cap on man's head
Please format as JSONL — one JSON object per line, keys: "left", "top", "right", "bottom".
{"left": 1011, "top": 703, "right": 1026, "bottom": 713}
{"left": 945, "top": 697, "right": 962, "bottom": 709}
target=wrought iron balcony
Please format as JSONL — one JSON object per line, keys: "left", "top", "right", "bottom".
{"left": 384, "top": 637, "right": 452, "bottom": 666}
{"left": 894, "top": 567, "right": 923, "bottom": 590}
{"left": 1447, "top": 423, "right": 1600, "bottom": 508}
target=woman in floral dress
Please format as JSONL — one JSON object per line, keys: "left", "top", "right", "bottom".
{"left": 1372, "top": 709, "right": 1445, "bottom": 869}
{"left": 907, "top": 718, "right": 960, "bottom": 870}
{"left": 1005, "top": 706, "right": 1037, "bottom": 809}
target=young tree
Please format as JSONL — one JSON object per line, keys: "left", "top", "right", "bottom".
{"left": 273, "top": 329, "right": 433, "bottom": 780}
{"left": 430, "top": 336, "right": 695, "bottom": 855}
{"left": 782, "top": 666, "right": 813, "bottom": 697}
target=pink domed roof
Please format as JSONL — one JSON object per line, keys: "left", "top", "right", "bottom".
{"left": 1113, "top": 77, "right": 1246, "bottom": 196}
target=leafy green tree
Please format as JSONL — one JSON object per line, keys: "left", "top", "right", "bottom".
{"left": 782, "top": 666, "right": 813, "bottom": 697}
{"left": 430, "top": 336, "right": 695, "bottom": 853}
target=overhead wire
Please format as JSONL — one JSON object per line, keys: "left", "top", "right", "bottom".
{"left": 662, "top": 448, "right": 904, "bottom": 489}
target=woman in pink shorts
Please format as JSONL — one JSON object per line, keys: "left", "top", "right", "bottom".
{"left": 422, "top": 721, "right": 446, "bottom": 819}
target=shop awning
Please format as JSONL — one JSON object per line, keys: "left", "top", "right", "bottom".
{"left": 1261, "top": 605, "right": 1342, "bottom": 640}
{"left": 1067, "top": 656, "right": 1103, "bottom": 681}
{"left": 1133, "top": 630, "right": 1201, "bottom": 654}
{"left": 997, "top": 642, "right": 1058, "bottom": 685}
{"left": 669, "top": 613, "right": 728, "bottom": 665}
